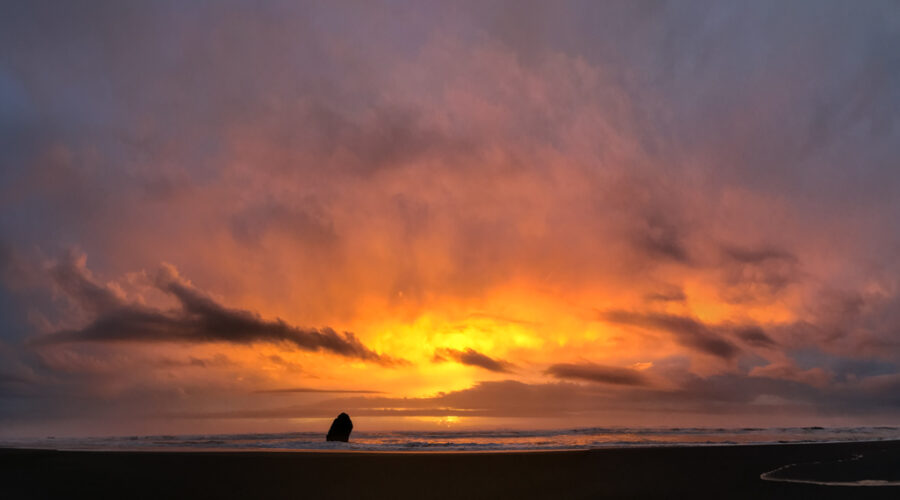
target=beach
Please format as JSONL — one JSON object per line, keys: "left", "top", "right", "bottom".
{"left": 3, "top": 440, "right": 900, "bottom": 499}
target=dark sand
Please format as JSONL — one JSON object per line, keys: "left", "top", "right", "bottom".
{"left": 3, "top": 440, "right": 900, "bottom": 499}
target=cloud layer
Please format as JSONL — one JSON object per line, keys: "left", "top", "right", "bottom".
{"left": 1, "top": 0, "right": 900, "bottom": 435}
{"left": 545, "top": 363, "right": 648, "bottom": 386}
{"left": 434, "top": 348, "right": 515, "bottom": 373}
{"left": 39, "top": 252, "right": 392, "bottom": 364}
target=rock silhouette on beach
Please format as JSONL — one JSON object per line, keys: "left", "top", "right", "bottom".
{"left": 326, "top": 412, "right": 353, "bottom": 442}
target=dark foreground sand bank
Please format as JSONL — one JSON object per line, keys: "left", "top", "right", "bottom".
{"left": 3, "top": 440, "right": 900, "bottom": 499}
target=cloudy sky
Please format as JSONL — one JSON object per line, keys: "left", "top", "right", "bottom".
{"left": 2, "top": 0, "right": 900, "bottom": 437}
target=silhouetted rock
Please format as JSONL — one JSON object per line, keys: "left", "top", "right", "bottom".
{"left": 326, "top": 412, "right": 353, "bottom": 442}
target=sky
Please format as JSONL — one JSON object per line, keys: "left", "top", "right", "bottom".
{"left": 2, "top": 0, "right": 900, "bottom": 437}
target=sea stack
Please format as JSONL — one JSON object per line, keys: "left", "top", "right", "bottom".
{"left": 326, "top": 412, "right": 353, "bottom": 442}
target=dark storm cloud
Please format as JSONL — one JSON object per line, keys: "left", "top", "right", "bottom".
{"left": 433, "top": 348, "right": 515, "bottom": 373}
{"left": 601, "top": 310, "right": 740, "bottom": 359}
{"left": 545, "top": 362, "right": 649, "bottom": 386}
{"left": 36, "top": 256, "right": 395, "bottom": 364}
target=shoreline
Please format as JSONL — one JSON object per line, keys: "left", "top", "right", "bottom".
{"left": 3, "top": 436, "right": 900, "bottom": 454}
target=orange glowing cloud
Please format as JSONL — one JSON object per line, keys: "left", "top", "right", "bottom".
{"left": 2, "top": 1, "right": 900, "bottom": 437}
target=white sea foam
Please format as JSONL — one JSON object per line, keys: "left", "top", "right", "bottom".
{"left": 761, "top": 468, "right": 900, "bottom": 487}
{"left": 762, "top": 475, "right": 900, "bottom": 487}
{"left": 761, "top": 452, "right": 900, "bottom": 487}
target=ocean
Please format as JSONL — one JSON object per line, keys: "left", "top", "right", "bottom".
{"left": 3, "top": 426, "right": 900, "bottom": 452}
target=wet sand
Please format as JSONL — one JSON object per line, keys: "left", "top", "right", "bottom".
{"left": 2, "top": 440, "right": 900, "bottom": 499}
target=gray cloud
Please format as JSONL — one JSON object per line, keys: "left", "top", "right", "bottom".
{"left": 36, "top": 255, "right": 396, "bottom": 364}
{"left": 735, "top": 327, "right": 777, "bottom": 348}
{"left": 229, "top": 200, "right": 337, "bottom": 248}
{"left": 48, "top": 252, "right": 122, "bottom": 315}
{"left": 545, "top": 362, "right": 649, "bottom": 386}
{"left": 717, "top": 245, "right": 802, "bottom": 303}
{"left": 601, "top": 310, "right": 740, "bottom": 360}
{"left": 635, "top": 212, "right": 691, "bottom": 264}
{"left": 434, "top": 348, "right": 515, "bottom": 373}
{"left": 722, "top": 245, "right": 797, "bottom": 265}
{"left": 644, "top": 286, "right": 686, "bottom": 303}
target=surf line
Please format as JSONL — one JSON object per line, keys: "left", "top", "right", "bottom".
{"left": 760, "top": 454, "right": 900, "bottom": 487}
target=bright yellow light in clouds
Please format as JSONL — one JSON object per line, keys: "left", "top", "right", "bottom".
{"left": 314, "top": 285, "right": 645, "bottom": 397}
{"left": 357, "top": 296, "right": 546, "bottom": 365}
{"left": 131, "top": 275, "right": 798, "bottom": 419}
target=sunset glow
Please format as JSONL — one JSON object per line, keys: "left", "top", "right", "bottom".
{"left": 2, "top": 0, "right": 900, "bottom": 439}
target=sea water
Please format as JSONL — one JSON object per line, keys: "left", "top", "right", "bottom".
{"left": 3, "top": 426, "right": 900, "bottom": 452}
